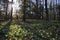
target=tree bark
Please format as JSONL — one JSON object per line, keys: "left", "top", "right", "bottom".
{"left": 36, "top": 0, "right": 41, "bottom": 19}
{"left": 5, "top": 0, "right": 8, "bottom": 20}
{"left": 22, "top": 0, "right": 26, "bottom": 22}
{"left": 45, "top": 0, "right": 49, "bottom": 21}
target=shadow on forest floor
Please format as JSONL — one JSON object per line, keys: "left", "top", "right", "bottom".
{"left": 0, "top": 20, "right": 12, "bottom": 40}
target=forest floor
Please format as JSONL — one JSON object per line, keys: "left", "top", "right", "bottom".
{"left": 0, "top": 19, "right": 60, "bottom": 40}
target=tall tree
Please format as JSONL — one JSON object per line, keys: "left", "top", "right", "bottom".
{"left": 53, "top": 0, "right": 56, "bottom": 20}
{"left": 39, "top": 0, "right": 44, "bottom": 19}
{"left": 45, "top": 0, "right": 49, "bottom": 20}
{"left": 50, "top": 0, "right": 56, "bottom": 20}
{"left": 3, "top": 0, "right": 8, "bottom": 20}
{"left": 11, "top": 0, "right": 13, "bottom": 20}
{"left": 35, "top": 0, "right": 41, "bottom": 19}
{"left": 22, "top": 0, "right": 28, "bottom": 21}
{"left": 41, "top": 0, "right": 44, "bottom": 19}
{"left": 56, "top": 0, "right": 58, "bottom": 20}
{"left": 57, "top": 5, "right": 60, "bottom": 21}
{"left": 50, "top": 0, "right": 54, "bottom": 20}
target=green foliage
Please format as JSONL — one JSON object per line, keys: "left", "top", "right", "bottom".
{"left": 6, "top": 24, "right": 28, "bottom": 40}
{"left": 0, "top": 21, "right": 8, "bottom": 30}
{"left": 0, "top": 20, "right": 60, "bottom": 40}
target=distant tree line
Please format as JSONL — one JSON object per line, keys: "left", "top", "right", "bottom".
{"left": 0, "top": 0, "right": 60, "bottom": 21}
{"left": 21, "top": 0, "right": 60, "bottom": 21}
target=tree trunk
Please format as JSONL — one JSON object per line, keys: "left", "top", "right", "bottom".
{"left": 5, "top": 1, "right": 8, "bottom": 20}
{"left": 11, "top": 0, "right": 13, "bottom": 20}
{"left": 45, "top": 0, "right": 49, "bottom": 21}
{"left": 11, "top": 8, "right": 13, "bottom": 20}
{"left": 22, "top": 0, "right": 26, "bottom": 22}
{"left": 36, "top": 0, "right": 41, "bottom": 19}
{"left": 56, "top": 0, "right": 58, "bottom": 20}
{"left": 58, "top": 10, "right": 60, "bottom": 21}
